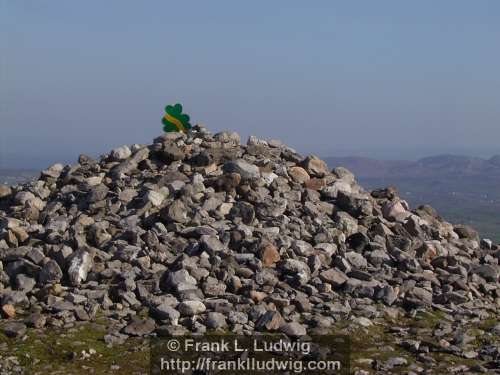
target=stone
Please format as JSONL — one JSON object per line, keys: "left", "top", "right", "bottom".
{"left": 320, "top": 269, "right": 348, "bottom": 287}
{"left": 405, "top": 287, "right": 433, "bottom": 307}
{"left": 67, "top": 249, "right": 94, "bottom": 286}
{"left": 0, "top": 184, "right": 12, "bottom": 198}
{"left": 201, "top": 235, "right": 225, "bottom": 253}
{"left": 39, "top": 260, "right": 63, "bottom": 284}
{"left": 1, "top": 304, "right": 16, "bottom": 318}
{"left": 228, "top": 311, "right": 248, "bottom": 325}
{"left": 205, "top": 312, "right": 227, "bottom": 330}
{"left": 3, "top": 322, "right": 27, "bottom": 338}
{"left": 165, "top": 269, "right": 197, "bottom": 290}
{"left": 288, "top": 166, "right": 310, "bottom": 183}
{"left": 165, "top": 200, "right": 189, "bottom": 223}
{"left": 382, "top": 201, "right": 410, "bottom": 222}
{"left": 1, "top": 291, "right": 29, "bottom": 308}
{"left": 345, "top": 251, "right": 368, "bottom": 269}
{"left": 335, "top": 211, "right": 358, "bottom": 236}
{"left": 122, "top": 318, "right": 156, "bottom": 336}
{"left": 160, "top": 144, "right": 186, "bottom": 162}
{"left": 111, "top": 145, "right": 132, "bottom": 161}
{"left": 321, "top": 180, "right": 352, "bottom": 199}
{"left": 480, "top": 238, "right": 493, "bottom": 249}
{"left": 152, "top": 304, "right": 180, "bottom": 323}
{"left": 380, "top": 285, "right": 398, "bottom": 306}
{"left": 301, "top": 155, "right": 329, "bottom": 177}
{"left": 223, "top": 159, "right": 260, "bottom": 180}
{"left": 291, "top": 240, "right": 314, "bottom": 256}
{"left": 104, "top": 332, "right": 129, "bottom": 345}
{"left": 145, "top": 190, "right": 165, "bottom": 207}
{"left": 14, "top": 191, "right": 35, "bottom": 206}
{"left": 279, "top": 322, "right": 306, "bottom": 337}
{"left": 88, "top": 184, "right": 109, "bottom": 203}
{"left": 15, "top": 274, "right": 36, "bottom": 292}
{"left": 178, "top": 301, "right": 206, "bottom": 316}
{"left": 471, "top": 265, "right": 498, "bottom": 282}
{"left": 256, "top": 311, "right": 283, "bottom": 331}
{"left": 249, "top": 290, "right": 267, "bottom": 303}
{"left": 27, "top": 312, "right": 47, "bottom": 328}
{"left": 260, "top": 244, "right": 280, "bottom": 267}
{"left": 41, "top": 163, "right": 64, "bottom": 179}
{"left": 385, "top": 357, "right": 408, "bottom": 368}
{"left": 453, "top": 224, "right": 478, "bottom": 239}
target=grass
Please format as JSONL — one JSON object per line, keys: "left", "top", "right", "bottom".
{"left": 0, "top": 308, "right": 497, "bottom": 374}
{"left": 0, "top": 319, "right": 149, "bottom": 375}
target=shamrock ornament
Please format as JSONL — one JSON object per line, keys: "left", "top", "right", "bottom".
{"left": 162, "top": 103, "right": 192, "bottom": 133}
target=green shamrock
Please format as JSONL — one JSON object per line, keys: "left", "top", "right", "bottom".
{"left": 162, "top": 103, "right": 192, "bottom": 133}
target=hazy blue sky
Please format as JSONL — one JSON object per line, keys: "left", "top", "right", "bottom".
{"left": 2, "top": 1, "right": 500, "bottom": 168}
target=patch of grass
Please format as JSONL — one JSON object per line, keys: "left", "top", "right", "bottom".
{"left": 0, "top": 320, "right": 149, "bottom": 375}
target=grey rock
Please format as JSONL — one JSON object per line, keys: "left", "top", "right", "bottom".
{"left": 405, "top": 287, "right": 433, "bottom": 307}
{"left": 145, "top": 190, "right": 165, "bottom": 207}
{"left": 201, "top": 235, "right": 225, "bottom": 253}
{"left": 165, "top": 200, "right": 189, "bottom": 223}
{"left": 151, "top": 304, "right": 180, "bottom": 323}
{"left": 39, "top": 260, "right": 63, "bottom": 284}
{"left": 228, "top": 311, "right": 248, "bottom": 325}
{"left": 345, "top": 251, "right": 368, "bottom": 269}
{"left": 279, "top": 322, "right": 307, "bottom": 337}
{"left": 15, "top": 274, "right": 36, "bottom": 292}
{"left": 111, "top": 145, "right": 132, "bottom": 161}
{"left": 88, "top": 184, "right": 109, "bottom": 203}
{"left": 223, "top": 159, "right": 260, "bottom": 179}
{"left": 256, "top": 311, "right": 284, "bottom": 331}
{"left": 320, "top": 269, "right": 348, "bottom": 287}
{"left": 165, "top": 269, "right": 197, "bottom": 290}
{"left": 26, "top": 313, "right": 47, "bottom": 328}
{"left": 104, "top": 332, "right": 129, "bottom": 345}
{"left": 471, "top": 264, "right": 498, "bottom": 282}
{"left": 205, "top": 312, "right": 227, "bottom": 330}
{"left": 178, "top": 300, "right": 206, "bottom": 316}
{"left": 122, "top": 318, "right": 156, "bottom": 336}
{"left": 1, "top": 290, "right": 29, "bottom": 308}
{"left": 67, "top": 249, "right": 94, "bottom": 286}
{"left": 3, "top": 322, "right": 27, "bottom": 338}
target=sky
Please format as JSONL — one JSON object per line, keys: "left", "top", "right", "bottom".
{"left": 1, "top": 0, "right": 500, "bottom": 169}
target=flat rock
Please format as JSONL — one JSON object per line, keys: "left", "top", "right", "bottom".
{"left": 122, "top": 318, "right": 156, "bottom": 336}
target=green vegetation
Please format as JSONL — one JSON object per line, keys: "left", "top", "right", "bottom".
{"left": 0, "top": 308, "right": 496, "bottom": 374}
{"left": 0, "top": 320, "right": 148, "bottom": 375}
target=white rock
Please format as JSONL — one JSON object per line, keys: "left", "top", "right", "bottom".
{"left": 146, "top": 190, "right": 165, "bottom": 207}
{"left": 111, "top": 145, "right": 132, "bottom": 161}
{"left": 178, "top": 300, "right": 206, "bottom": 316}
{"left": 86, "top": 175, "right": 104, "bottom": 186}
{"left": 67, "top": 249, "right": 94, "bottom": 286}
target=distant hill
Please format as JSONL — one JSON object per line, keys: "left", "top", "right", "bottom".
{"left": 325, "top": 154, "right": 500, "bottom": 178}
{"left": 325, "top": 155, "right": 500, "bottom": 242}
{"left": 0, "top": 169, "right": 38, "bottom": 186}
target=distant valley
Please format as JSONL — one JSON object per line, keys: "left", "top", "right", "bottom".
{"left": 326, "top": 154, "right": 500, "bottom": 242}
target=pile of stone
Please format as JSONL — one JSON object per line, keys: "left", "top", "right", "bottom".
{"left": 0, "top": 126, "right": 498, "bottom": 344}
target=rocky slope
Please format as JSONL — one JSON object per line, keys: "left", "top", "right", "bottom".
{"left": 0, "top": 126, "right": 498, "bottom": 374}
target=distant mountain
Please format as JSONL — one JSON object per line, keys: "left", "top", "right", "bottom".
{"left": 0, "top": 169, "right": 38, "bottom": 185}
{"left": 325, "top": 154, "right": 500, "bottom": 179}
{"left": 324, "top": 154, "right": 500, "bottom": 242}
